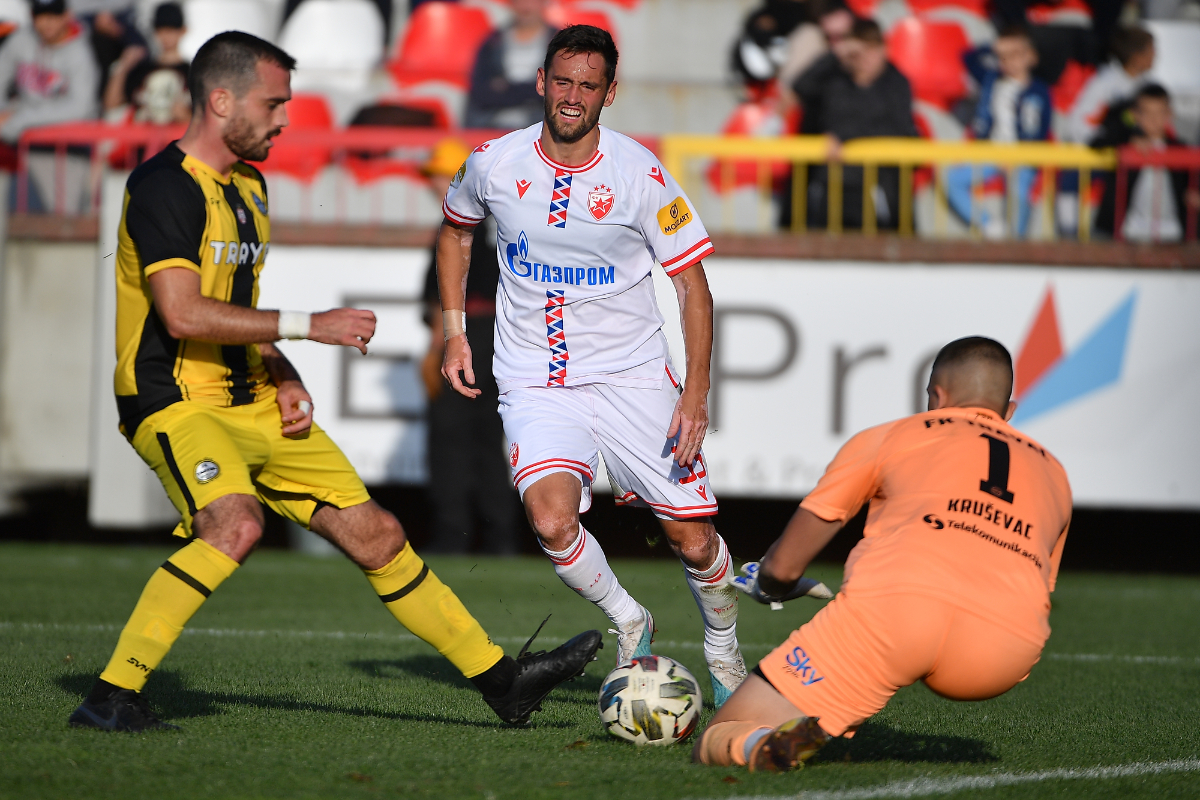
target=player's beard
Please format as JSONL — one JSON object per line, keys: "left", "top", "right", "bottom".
{"left": 223, "top": 114, "right": 280, "bottom": 162}
{"left": 543, "top": 97, "right": 602, "bottom": 144}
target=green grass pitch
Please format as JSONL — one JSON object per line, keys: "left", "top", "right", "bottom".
{"left": 2, "top": 541, "right": 1198, "bottom": 799}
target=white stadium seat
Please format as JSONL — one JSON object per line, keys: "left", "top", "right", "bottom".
{"left": 178, "top": 0, "right": 277, "bottom": 61}
{"left": 1145, "top": 20, "right": 1200, "bottom": 94}
{"left": 279, "top": 0, "right": 385, "bottom": 92}
{"left": 0, "top": 0, "right": 30, "bottom": 26}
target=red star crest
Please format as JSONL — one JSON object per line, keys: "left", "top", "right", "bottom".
{"left": 588, "top": 184, "right": 615, "bottom": 221}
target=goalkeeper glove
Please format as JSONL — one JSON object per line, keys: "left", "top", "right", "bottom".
{"left": 732, "top": 562, "right": 833, "bottom": 610}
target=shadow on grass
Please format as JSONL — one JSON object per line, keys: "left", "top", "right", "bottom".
{"left": 57, "top": 669, "right": 569, "bottom": 730}
{"left": 815, "top": 721, "right": 998, "bottom": 764}
{"left": 349, "top": 654, "right": 607, "bottom": 705}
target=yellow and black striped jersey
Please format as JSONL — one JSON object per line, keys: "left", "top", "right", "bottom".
{"left": 114, "top": 142, "right": 272, "bottom": 438}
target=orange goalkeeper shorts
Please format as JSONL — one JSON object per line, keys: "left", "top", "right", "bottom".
{"left": 757, "top": 590, "right": 1046, "bottom": 738}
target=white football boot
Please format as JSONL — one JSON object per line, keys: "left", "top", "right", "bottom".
{"left": 610, "top": 605, "right": 655, "bottom": 666}
{"left": 708, "top": 648, "right": 747, "bottom": 708}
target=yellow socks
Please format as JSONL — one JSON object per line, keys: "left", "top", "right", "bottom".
{"left": 99, "top": 539, "right": 239, "bottom": 692}
{"left": 365, "top": 543, "right": 503, "bottom": 679}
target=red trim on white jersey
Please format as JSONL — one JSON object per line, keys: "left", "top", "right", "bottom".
{"left": 442, "top": 198, "right": 482, "bottom": 227}
{"left": 514, "top": 457, "right": 594, "bottom": 486}
{"left": 662, "top": 237, "right": 713, "bottom": 276}
{"left": 534, "top": 140, "right": 604, "bottom": 174}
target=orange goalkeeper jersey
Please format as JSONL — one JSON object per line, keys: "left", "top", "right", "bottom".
{"left": 801, "top": 406, "right": 1072, "bottom": 644}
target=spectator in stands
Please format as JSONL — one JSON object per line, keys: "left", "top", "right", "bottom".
{"left": 102, "top": 3, "right": 188, "bottom": 124}
{"left": 465, "top": 0, "right": 556, "bottom": 130}
{"left": 75, "top": 0, "right": 148, "bottom": 99}
{"left": 1064, "top": 26, "right": 1154, "bottom": 144}
{"left": 948, "top": 26, "right": 1051, "bottom": 239}
{"left": 1092, "top": 84, "right": 1200, "bottom": 241}
{"left": 0, "top": 0, "right": 98, "bottom": 144}
{"left": 792, "top": 17, "right": 917, "bottom": 230}
{"left": 420, "top": 140, "right": 521, "bottom": 555}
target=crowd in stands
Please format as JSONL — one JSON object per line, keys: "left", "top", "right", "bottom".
{"left": 732, "top": 0, "right": 1200, "bottom": 241}
{"left": 0, "top": 0, "right": 1193, "bottom": 241}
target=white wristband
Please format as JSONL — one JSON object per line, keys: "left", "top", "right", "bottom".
{"left": 443, "top": 309, "right": 466, "bottom": 341}
{"left": 278, "top": 311, "right": 311, "bottom": 340}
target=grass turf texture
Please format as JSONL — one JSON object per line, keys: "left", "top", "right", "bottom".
{"left": 1, "top": 543, "right": 1198, "bottom": 800}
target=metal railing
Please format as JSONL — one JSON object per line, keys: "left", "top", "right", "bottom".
{"left": 661, "top": 135, "right": 1126, "bottom": 242}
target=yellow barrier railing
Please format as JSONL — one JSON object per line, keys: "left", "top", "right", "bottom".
{"left": 660, "top": 135, "right": 1117, "bottom": 243}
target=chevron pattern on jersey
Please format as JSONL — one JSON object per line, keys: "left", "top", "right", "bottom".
{"left": 547, "top": 169, "right": 572, "bottom": 228}
{"left": 545, "top": 290, "right": 568, "bottom": 386}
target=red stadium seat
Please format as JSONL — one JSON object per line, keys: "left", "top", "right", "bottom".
{"left": 389, "top": 2, "right": 494, "bottom": 88}
{"left": 887, "top": 18, "right": 970, "bottom": 110}
{"left": 259, "top": 93, "right": 335, "bottom": 182}
{"left": 908, "top": 0, "right": 988, "bottom": 15}
{"left": 845, "top": 0, "right": 879, "bottom": 18}
{"left": 704, "top": 96, "right": 799, "bottom": 194}
{"left": 1051, "top": 59, "right": 1095, "bottom": 112}
{"left": 546, "top": 2, "right": 616, "bottom": 43}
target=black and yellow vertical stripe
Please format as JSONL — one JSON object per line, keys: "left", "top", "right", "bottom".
{"left": 114, "top": 142, "right": 273, "bottom": 439}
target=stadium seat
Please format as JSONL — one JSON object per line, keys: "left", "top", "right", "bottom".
{"left": 388, "top": 2, "right": 494, "bottom": 88}
{"left": 919, "top": 6, "right": 996, "bottom": 47}
{"left": 1026, "top": 0, "right": 1091, "bottom": 27}
{"left": 279, "top": 0, "right": 385, "bottom": 92}
{"left": 545, "top": 2, "right": 616, "bottom": 42}
{"left": 178, "top": 0, "right": 276, "bottom": 61}
{"left": 1051, "top": 59, "right": 1095, "bottom": 113}
{"left": 907, "top": 0, "right": 987, "bottom": 15}
{"left": 845, "top": 0, "right": 879, "bottom": 18}
{"left": 259, "top": 93, "right": 334, "bottom": 183}
{"left": 704, "top": 97, "right": 798, "bottom": 194}
{"left": 886, "top": 18, "right": 970, "bottom": 110}
{"left": 1145, "top": 21, "right": 1200, "bottom": 95}
{"left": 0, "top": 0, "right": 29, "bottom": 33}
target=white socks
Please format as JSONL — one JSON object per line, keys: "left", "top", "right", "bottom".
{"left": 540, "top": 526, "right": 642, "bottom": 627}
{"left": 683, "top": 535, "right": 740, "bottom": 661}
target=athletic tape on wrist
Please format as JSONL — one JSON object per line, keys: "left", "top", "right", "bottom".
{"left": 443, "top": 309, "right": 466, "bottom": 341}
{"left": 278, "top": 311, "right": 311, "bottom": 340}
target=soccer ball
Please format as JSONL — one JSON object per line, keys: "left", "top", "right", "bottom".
{"left": 598, "top": 655, "right": 702, "bottom": 745}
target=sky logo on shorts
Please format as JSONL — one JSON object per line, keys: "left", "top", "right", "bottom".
{"left": 545, "top": 290, "right": 568, "bottom": 386}
{"left": 785, "top": 646, "right": 824, "bottom": 686}
{"left": 547, "top": 169, "right": 572, "bottom": 228}
{"left": 1010, "top": 286, "right": 1136, "bottom": 425}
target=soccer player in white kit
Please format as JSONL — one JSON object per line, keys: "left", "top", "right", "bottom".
{"left": 435, "top": 26, "right": 746, "bottom": 705}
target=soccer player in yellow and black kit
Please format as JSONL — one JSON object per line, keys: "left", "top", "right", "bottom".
{"left": 69, "top": 31, "right": 601, "bottom": 733}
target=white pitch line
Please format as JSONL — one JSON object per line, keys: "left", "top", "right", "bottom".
{"left": 3, "top": 623, "right": 1199, "bottom": 667}
{"left": 708, "top": 759, "right": 1200, "bottom": 800}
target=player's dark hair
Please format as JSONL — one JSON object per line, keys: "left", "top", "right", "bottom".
{"left": 1110, "top": 26, "right": 1154, "bottom": 67}
{"left": 1136, "top": 82, "right": 1170, "bottom": 104}
{"left": 544, "top": 25, "right": 619, "bottom": 87}
{"left": 850, "top": 17, "right": 883, "bottom": 45}
{"left": 930, "top": 337, "right": 1013, "bottom": 395}
{"left": 996, "top": 23, "right": 1034, "bottom": 45}
{"left": 189, "top": 31, "right": 296, "bottom": 113}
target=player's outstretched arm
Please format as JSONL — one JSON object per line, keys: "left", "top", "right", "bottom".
{"left": 148, "top": 266, "right": 376, "bottom": 353}
{"left": 258, "top": 342, "right": 313, "bottom": 436}
{"left": 435, "top": 219, "right": 481, "bottom": 399}
{"left": 758, "top": 507, "right": 843, "bottom": 595}
{"left": 667, "top": 263, "right": 713, "bottom": 467}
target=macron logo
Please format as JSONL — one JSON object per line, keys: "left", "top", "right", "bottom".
{"left": 1010, "top": 286, "right": 1136, "bottom": 425}
{"left": 516, "top": 179, "right": 531, "bottom": 198}
{"left": 648, "top": 166, "right": 666, "bottom": 186}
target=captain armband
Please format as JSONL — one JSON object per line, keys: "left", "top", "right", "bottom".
{"left": 277, "top": 311, "right": 312, "bottom": 340}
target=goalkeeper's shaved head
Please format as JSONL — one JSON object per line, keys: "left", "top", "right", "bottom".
{"left": 927, "top": 337, "right": 1015, "bottom": 419}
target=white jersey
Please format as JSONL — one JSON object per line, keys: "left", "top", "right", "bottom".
{"left": 442, "top": 123, "right": 714, "bottom": 391}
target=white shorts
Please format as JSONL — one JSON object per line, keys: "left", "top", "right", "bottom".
{"left": 498, "top": 367, "right": 718, "bottom": 520}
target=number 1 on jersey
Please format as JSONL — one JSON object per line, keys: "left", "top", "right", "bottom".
{"left": 979, "top": 434, "right": 1015, "bottom": 503}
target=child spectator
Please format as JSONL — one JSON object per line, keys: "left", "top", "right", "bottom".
{"left": 1092, "top": 84, "right": 1200, "bottom": 242}
{"left": 465, "top": 0, "right": 557, "bottom": 130}
{"left": 0, "top": 0, "right": 98, "bottom": 144}
{"left": 1064, "top": 26, "right": 1154, "bottom": 144}
{"left": 102, "top": 2, "right": 188, "bottom": 124}
{"left": 948, "top": 26, "right": 1052, "bottom": 239}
